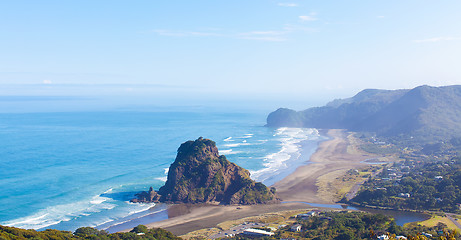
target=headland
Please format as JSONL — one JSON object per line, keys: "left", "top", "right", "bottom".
{"left": 119, "top": 129, "right": 376, "bottom": 236}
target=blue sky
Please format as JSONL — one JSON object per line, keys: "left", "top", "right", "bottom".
{"left": 1, "top": 1, "right": 461, "bottom": 111}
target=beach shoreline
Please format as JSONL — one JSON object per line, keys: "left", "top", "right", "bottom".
{"left": 273, "top": 129, "right": 373, "bottom": 203}
{"left": 118, "top": 129, "right": 374, "bottom": 235}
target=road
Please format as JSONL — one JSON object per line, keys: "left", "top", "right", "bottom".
{"left": 346, "top": 166, "right": 382, "bottom": 201}
{"left": 446, "top": 213, "right": 461, "bottom": 230}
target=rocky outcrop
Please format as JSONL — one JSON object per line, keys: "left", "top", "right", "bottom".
{"left": 131, "top": 137, "right": 278, "bottom": 205}
{"left": 131, "top": 187, "right": 161, "bottom": 203}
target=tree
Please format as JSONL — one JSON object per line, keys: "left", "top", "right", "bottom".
{"left": 74, "top": 227, "right": 108, "bottom": 237}
{"left": 130, "top": 225, "right": 148, "bottom": 234}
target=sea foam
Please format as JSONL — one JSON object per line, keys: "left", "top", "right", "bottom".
{"left": 3, "top": 192, "right": 117, "bottom": 230}
{"left": 219, "top": 149, "right": 242, "bottom": 155}
{"left": 250, "top": 128, "right": 319, "bottom": 185}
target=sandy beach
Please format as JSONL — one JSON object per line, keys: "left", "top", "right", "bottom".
{"left": 273, "top": 129, "right": 373, "bottom": 203}
{"left": 129, "top": 129, "right": 375, "bottom": 235}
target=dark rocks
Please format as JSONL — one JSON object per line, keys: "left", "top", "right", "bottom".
{"left": 131, "top": 187, "right": 161, "bottom": 203}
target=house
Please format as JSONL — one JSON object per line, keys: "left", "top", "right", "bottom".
{"left": 242, "top": 228, "right": 274, "bottom": 237}
{"left": 421, "top": 232, "right": 432, "bottom": 237}
{"left": 290, "top": 224, "right": 302, "bottom": 232}
{"left": 377, "top": 234, "right": 407, "bottom": 240}
{"left": 298, "top": 211, "right": 318, "bottom": 219}
{"left": 377, "top": 234, "right": 389, "bottom": 240}
{"left": 399, "top": 193, "right": 410, "bottom": 198}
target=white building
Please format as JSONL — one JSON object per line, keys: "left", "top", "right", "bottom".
{"left": 298, "top": 211, "right": 318, "bottom": 219}
{"left": 242, "top": 228, "right": 274, "bottom": 237}
{"left": 290, "top": 224, "right": 302, "bottom": 232}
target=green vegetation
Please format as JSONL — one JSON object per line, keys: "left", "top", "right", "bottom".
{"left": 234, "top": 182, "right": 276, "bottom": 205}
{"left": 153, "top": 137, "right": 277, "bottom": 205}
{"left": 351, "top": 157, "right": 461, "bottom": 213}
{"left": 418, "top": 215, "right": 460, "bottom": 231}
{"left": 0, "top": 225, "right": 181, "bottom": 240}
{"left": 228, "top": 211, "right": 459, "bottom": 240}
{"left": 267, "top": 85, "right": 461, "bottom": 144}
{"left": 359, "top": 143, "right": 399, "bottom": 155}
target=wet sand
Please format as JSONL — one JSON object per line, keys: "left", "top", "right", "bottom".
{"left": 145, "top": 202, "right": 308, "bottom": 236}
{"left": 128, "top": 129, "right": 372, "bottom": 235}
{"left": 273, "top": 129, "right": 372, "bottom": 203}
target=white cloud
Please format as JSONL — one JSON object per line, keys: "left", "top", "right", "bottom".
{"left": 153, "top": 28, "right": 290, "bottom": 42}
{"left": 238, "top": 31, "right": 287, "bottom": 42}
{"left": 414, "top": 36, "right": 461, "bottom": 43}
{"left": 278, "top": 3, "right": 298, "bottom": 7}
{"left": 299, "top": 12, "right": 318, "bottom": 22}
{"left": 152, "top": 21, "right": 317, "bottom": 42}
{"left": 43, "top": 80, "right": 52, "bottom": 84}
{"left": 153, "top": 29, "right": 222, "bottom": 37}
{"left": 239, "top": 36, "right": 287, "bottom": 42}
{"left": 283, "top": 24, "right": 317, "bottom": 33}
{"left": 299, "top": 16, "right": 317, "bottom": 21}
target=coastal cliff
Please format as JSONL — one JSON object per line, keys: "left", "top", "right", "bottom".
{"left": 132, "top": 137, "right": 278, "bottom": 205}
{"left": 267, "top": 85, "right": 461, "bottom": 143}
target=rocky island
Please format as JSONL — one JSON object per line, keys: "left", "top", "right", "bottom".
{"left": 132, "top": 137, "right": 278, "bottom": 205}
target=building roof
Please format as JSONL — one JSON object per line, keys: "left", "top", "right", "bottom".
{"left": 243, "top": 228, "right": 274, "bottom": 236}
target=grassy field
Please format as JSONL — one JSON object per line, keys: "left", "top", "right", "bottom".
{"left": 418, "top": 215, "right": 460, "bottom": 231}
{"left": 180, "top": 210, "right": 305, "bottom": 239}
{"left": 316, "top": 165, "right": 382, "bottom": 202}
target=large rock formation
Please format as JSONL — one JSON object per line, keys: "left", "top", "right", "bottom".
{"left": 132, "top": 137, "right": 277, "bottom": 205}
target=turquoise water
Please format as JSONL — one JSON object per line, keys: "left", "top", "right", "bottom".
{"left": 0, "top": 110, "right": 321, "bottom": 231}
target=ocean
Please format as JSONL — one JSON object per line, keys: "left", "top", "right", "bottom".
{"left": 0, "top": 110, "right": 322, "bottom": 232}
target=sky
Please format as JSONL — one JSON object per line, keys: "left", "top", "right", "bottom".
{"left": 1, "top": 1, "right": 461, "bottom": 111}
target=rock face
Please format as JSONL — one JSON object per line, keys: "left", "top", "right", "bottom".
{"left": 131, "top": 187, "right": 161, "bottom": 203}
{"left": 132, "top": 137, "right": 278, "bottom": 205}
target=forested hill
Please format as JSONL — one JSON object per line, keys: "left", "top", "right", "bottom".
{"left": 267, "top": 85, "right": 461, "bottom": 143}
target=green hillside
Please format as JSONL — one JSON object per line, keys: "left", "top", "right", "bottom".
{"left": 267, "top": 85, "right": 461, "bottom": 143}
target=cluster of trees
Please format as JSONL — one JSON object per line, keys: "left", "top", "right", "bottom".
{"left": 281, "top": 211, "right": 395, "bottom": 240}
{"left": 3, "top": 212, "right": 459, "bottom": 240}
{"left": 0, "top": 224, "right": 181, "bottom": 240}
{"left": 229, "top": 211, "right": 458, "bottom": 240}
{"left": 352, "top": 158, "right": 461, "bottom": 212}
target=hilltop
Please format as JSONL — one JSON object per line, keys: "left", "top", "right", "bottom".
{"left": 132, "top": 137, "right": 277, "bottom": 205}
{"left": 267, "top": 85, "right": 461, "bottom": 143}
